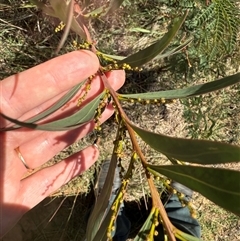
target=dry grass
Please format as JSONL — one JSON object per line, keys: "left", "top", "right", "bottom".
{"left": 1, "top": 0, "right": 240, "bottom": 240}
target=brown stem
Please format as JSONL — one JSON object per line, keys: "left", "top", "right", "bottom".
{"left": 148, "top": 177, "right": 176, "bottom": 241}
{"left": 100, "top": 73, "right": 176, "bottom": 241}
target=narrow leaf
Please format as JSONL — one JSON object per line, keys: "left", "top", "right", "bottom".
{"left": 117, "top": 11, "right": 188, "bottom": 67}
{"left": 147, "top": 165, "right": 240, "bottom": 216}
{"left": 91, "top": 207, "right": 112, "bottom": 241}
{"left": 119, "top": 72, "right": 240, "bottom": 100}
{"left": 98, "top": 52, "right": 126, "bottom": 61}
{"left": 92, "top": 153, "right": 134, "bottom": 241}
{"left": 86, "top": 154, "right": 118, "bottom": 241}
{"left": 3, "top": 82, "right": 84, "bottom": 131}
{"left": 130, "top": 124, "right": 240, "bottom": 164}
{"left": 1, "top": 92, "right": 104, "bottom": 131}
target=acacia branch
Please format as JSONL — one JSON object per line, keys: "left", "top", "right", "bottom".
{"left": 100, "top": 72, "right": 177, "bottom": 241}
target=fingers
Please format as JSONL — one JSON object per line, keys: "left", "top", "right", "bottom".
{"left": 0, "top": 51, "right": 99, "bottom": 121}
{"left": 19, "top": 145, "right": 99, "bottom": 208}
{"left": 16, "top": 105, "right": 115, "bottom": 171}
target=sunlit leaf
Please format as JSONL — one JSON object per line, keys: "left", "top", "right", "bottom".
{"left": 119, "top": 72, "right": 240, "bottom": 100}
{"left": 130, "top": 124, "right": 240, "bottom": 164}
{"left": 117, "top": 11, "right": 188, "bottom": 67}
{"left": 1, "top": 92, "right": 104, "bottom": 131}
{"left": 3, "top": 82, "right": 84, "bottom": 131}
{"left": 147, "top": 165, "right": 240, "bottom": 216}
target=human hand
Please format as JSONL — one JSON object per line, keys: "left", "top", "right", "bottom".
{"left": 0, "top": 50, "right": 125, "bottom": 237}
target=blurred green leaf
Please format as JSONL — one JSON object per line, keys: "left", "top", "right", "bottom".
{"left": 106, "top": 0, "right": 125, "bottom": 14}
{"left": 133, "top": 208, "right": 155, "bottom": 241}
{"left": 55, "top": 0, "right": 74, "bottom": 54}
{"left": 147, "top": 165, "right": 240, "bottom": 216}
{"left": 130, "top": 124, "right": 240, "bottom": 164}
{"left": 84, "top": 0, "right": 124, "bottom": 18}
{"left": 3, "top": 82, "right": 84, "bottom": 131}
{"left": 84, "top": 6, "right": 105, "bottom": 17}
{"left": 1, "top": 92, "right": 104, "bottom": 131}
{"left": 49, "top": 0, "right": 87, "bottom": 39}
{"left": 117, "top": 11, "right": 188, "bottom": 67}
{"left": 119, "top": 72, "right": 240, "bottom": 100}
{"left": 129, "top": 27, "right": 152, "bottom": 33}
{"left": 30, "top": 0, "right": 56, "bottom": 16}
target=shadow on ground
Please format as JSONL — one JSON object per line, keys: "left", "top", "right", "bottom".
{"left": 1, "top": 193, "right": 153, "bottom": 241}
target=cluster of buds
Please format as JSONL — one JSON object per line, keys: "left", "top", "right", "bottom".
{"left": 121, "top": 97, "right": 176, "bottom": 105}
{"left": 94, "top": 90, "right": 111, "bottom": 130}
{"left": 107, "top": 179, "right": 128, "bottom": 239}
{"left": 154, "top": 176, "right": 172, "bottom": 191}
{"left": 176, "top": 192, "right": 197, "bottom": 218}
{"left": 77, "top": 76, "right": 94, "bottom": 107}
{"left": 171, "top": 183, "right": 197, "bottom": 219}
{"left": 113, "top": 125, "right": 127, "bottom": 157}
{"left": 72, "top": 41, "right": 143, "bottom": 72}
{"left": 153, "top": 174, "right": 197, "bottom": 218}
{"left": 55, "top": 21, "right": 65, "bottom": 32}
{"left": 106, "top": 152, "right": 136, "bottom": 239}
{"left": 96, "top": 51, "right": 143, "bottom": 72}
{"left": 72, "top": 41, "right": 92, "bottom": 50}
{"left": 102, "top": 62, "right": 142, "bottom": 72}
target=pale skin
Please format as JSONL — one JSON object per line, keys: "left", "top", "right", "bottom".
{"left": 0, "top": 50, "right": 125, "bottom": 237}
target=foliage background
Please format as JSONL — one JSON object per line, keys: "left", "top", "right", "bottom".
{"left": 0, "top": 0, "right": 239, "bottom": 240}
